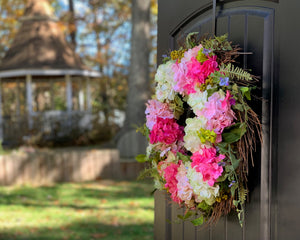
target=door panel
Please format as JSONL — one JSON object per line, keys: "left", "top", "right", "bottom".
{"left": 156, "top": 1, "right": 300, "bottom": 239}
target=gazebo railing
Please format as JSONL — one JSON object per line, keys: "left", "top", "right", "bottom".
{"left": 2, "top": 111, "right": 112, "bottom": 147}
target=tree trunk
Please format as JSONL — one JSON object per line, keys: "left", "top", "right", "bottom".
{"left": 124, "top": 0, "right": 151, "bottom": 129}
{"left": 68, "top": 0, "right": 76, "bottom": 49}
{"left": 117, "top": 0, "right": 151, "bottom": 159}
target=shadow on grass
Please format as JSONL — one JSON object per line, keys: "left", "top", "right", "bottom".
{"left": 0, "top": 180, "right": 154, "bottom": 210}
{"left": 0, "top": 218, "right": 153, "bottom": 240}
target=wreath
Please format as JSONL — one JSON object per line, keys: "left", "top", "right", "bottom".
{"left": 136, "top": 33, "right": 262, "bottom": 226}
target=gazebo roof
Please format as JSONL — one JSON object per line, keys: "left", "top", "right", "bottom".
{"left": 0, "top": 0, "right": 100, "bottom": 78}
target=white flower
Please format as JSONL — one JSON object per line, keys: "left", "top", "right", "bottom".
{"left": 184, "top": 117, "right": 207, "bottom": 152}
{"left": 155, "top": 61, "right": 176, "bottom": 102}
{"left": 146, "top": 144, "right": 154, "bottom": 158}
{"left": 186, "top": 162, "right": 219, "bottom": 205}
{"left": 187, "top": 88, "right": 208, "bottom": 116}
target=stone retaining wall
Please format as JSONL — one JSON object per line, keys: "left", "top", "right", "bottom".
{"left": 0, "top": 147, "right": 144, "bottom": 185}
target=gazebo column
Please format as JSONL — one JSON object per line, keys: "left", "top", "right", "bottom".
{"left": 50, "top": 80, "right": 55, "bottom": 109}
{"left": 79, "top": 79, "right": 84, "bottom": 111}
{"left": 86, "top": 77, "right": 92, "bottom": 112}
{"left": 16, "top": 79, "right": 21, "bottom": 124}
{"left": 65, "top": 74, "right": 73, "bottom": 113}
{"left": 0, "top": 78, "right": 3, "bottom": 142}
{"left": 26, "top": 74, "right": 33, "bottom": 129}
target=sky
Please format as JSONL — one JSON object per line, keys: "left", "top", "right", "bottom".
{"left": 56, "top": 0, "right": 132, "bottom": 76}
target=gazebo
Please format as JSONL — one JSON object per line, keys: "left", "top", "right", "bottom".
{"left": 0, "top": 0, "right": 100, "bottom": 146}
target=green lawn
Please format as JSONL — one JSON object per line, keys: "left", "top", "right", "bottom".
{"left": 0, "top": 180, "right": 154, "bottom": 240}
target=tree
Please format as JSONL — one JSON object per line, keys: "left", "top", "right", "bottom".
{"left": 0, "top": 0, "right": 27, "bottom": 61}
{"left": 117, "top": 0, "right": 151, "bottom": 158}
{"left": 123, "top": 0, "right": 151, "bottom": 129}
{"left": 68, "top": 0, "right": 76, "bottom": 49}
{"left": 74, "top": 0, "right": 131, "bottom": 125}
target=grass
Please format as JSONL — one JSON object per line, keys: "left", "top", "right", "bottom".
{"left": 0, "top": 180, "right": 154, "bottom": 240}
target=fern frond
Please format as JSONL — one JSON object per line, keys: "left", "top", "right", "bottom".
{"left": 220, "top": 63, "right": 252, "bottom": 81}
{"left": 201, "top": 34, "right": 233, "bottom": 51}
{"left": 238, "top": 183, "right": 248, "bottom": 205}
{"left": 138, "top": 167, "right": 159, "bottom": 180}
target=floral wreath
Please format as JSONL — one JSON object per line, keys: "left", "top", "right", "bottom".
{"left": 137, "top": 33, "right": 261, "bottom": 226}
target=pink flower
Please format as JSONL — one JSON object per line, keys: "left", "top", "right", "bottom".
{"left": 183, "top": 45, "right": 203, "bottom": 62}
{"left": 164, "top": 162, "right": 181, "bottom": 204}
{"left": 145, "top": 99, "right": 174, "bottom": 130}
{"left": 200, "top": 55, "right": 219, "bottom": 78}
{"left": 186, "top": 57, "right": 206, "bottom": 86}
{"left": 191, "top": 147, "right": 225, "bottom": 186}
{"left": 172, "top": 62, "right": 196, "bottom": 94}
{"left": 201, "top": 91, "right": 235, "bottom": 136}
{"left": 172, "top": 52, "right": 218, "bottom": 95}
{"left": 149, "top": 118, "right": 184, "bottom": 145}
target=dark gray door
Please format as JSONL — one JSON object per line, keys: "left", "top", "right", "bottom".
{"left": 155, "top": 1, "right": 300, "bottom": 239}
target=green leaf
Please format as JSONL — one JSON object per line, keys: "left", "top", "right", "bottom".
{"left": 183, "top": 211, "right": 194, "bottom": 220}
{"left": 225, "top": 165, "right": 234, "bottom": 173}
{"left": 135, "top": 154, "right": 147, "bottom": 163}
{"left": 197, "top": 201, "right": 211, "bottom": 211}
{"left": 216, "top": 142, "right": 228, "bottom": 154}
{"left": 207, "top": 87, "right": 218, "bottom": 97}
{"left": 177, "top": 152, "right": 190, "bottom": 163}
{"left": 191, "top": 215, "right": 204, "bottom": 226}
{"left": 231, "top": 157, "right": 240, "bottom": 170}
{"left": 174, "top": 95, "right": 184, "bottom": 107}
{"left": 136, "top": 124, "right": 150, "bottom": 137}
{"left": 240, "top": 87, "right": 251, "bottom": 100}
{"left": 178, "top": 211, "right": 194, "bottom": 221}
{"left": 186, "top": 32, "right": 199, "bottom": 49}
{"left": 162, "top": 57, "right": 171, "bottom": 64}
{"left": 217, "top": 173, "right": 229, "bottom": 182}
{"left": 222, "top": 123, "right": 247, "bottom": 143}
{"left": 233, "top": 200, "right": 239, "bottom": 207}
{"left": 227, "top": 148, "right": 240, "bottom": 170}
{"left": 230, "top": 183, "right": 238, "bottom": 196}
{"left": 233, "top": 103, "right": 244, "bottom": 112}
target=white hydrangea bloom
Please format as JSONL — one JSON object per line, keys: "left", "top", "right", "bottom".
{"left": 187, "top": 88, "right": 208, "bottom": 116}
{"left": 146, "top": 144, "right": 154, "bottom": 158}
{"left": 183, "top": 117, "right": 207, "bottom": 153}
{"left": 186, "top": 162, "right": 219, "bottom": 205}
{"left": 155, "top": 60, "right": 176, "bottom": 102}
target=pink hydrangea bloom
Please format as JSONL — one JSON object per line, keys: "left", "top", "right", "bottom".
{"left": 149, "top": 118, "right": 184, "bottom": 145}
{"left": 172, "top": 46, "right": 202, "bottom": 95}
{"left": 172, "top": 51, "right": 218, "bottom": 95}
{"left": 172, "top": 61, "right": 195, "bottom": 94}
{"left": 176, "top": 163, "right": 193, "bottom": 203}
{"left": 145, "top": 99, "right": 174, "bottom": 130}
{"left": 191, "top": 147, "right": 225, "bottom": 186}
{"left": 183, "top": 45, "right": 203, "bottom": 62}
{"left": 187, "top": 57, "right": 206, "bottom": 85}
{"left": 200, "top": 55, "right": 219, "bottom": 78}
{"left": 164, "top": 162, "right": 181, "bottom": 204}
{"left": 201, "top": 90, "right": 235, "bottom": 136}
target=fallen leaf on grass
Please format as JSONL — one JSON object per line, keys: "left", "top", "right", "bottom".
{"left": 60, "top": 226, "right": 68, "bottom": 231}
{"left": 129, "top": 211, "right": 136, "bottom": 215}
{"left": 129, "top": 201, "right": 139, "bottom": 207}
{"left": 91, "top": 233, "right": 107, "bottom": 239}
{"left": 30, "top": 228, "right": 37, "bottom": 233}
{"left": 111, "top": 216, "right": 119, "bottom": 226}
